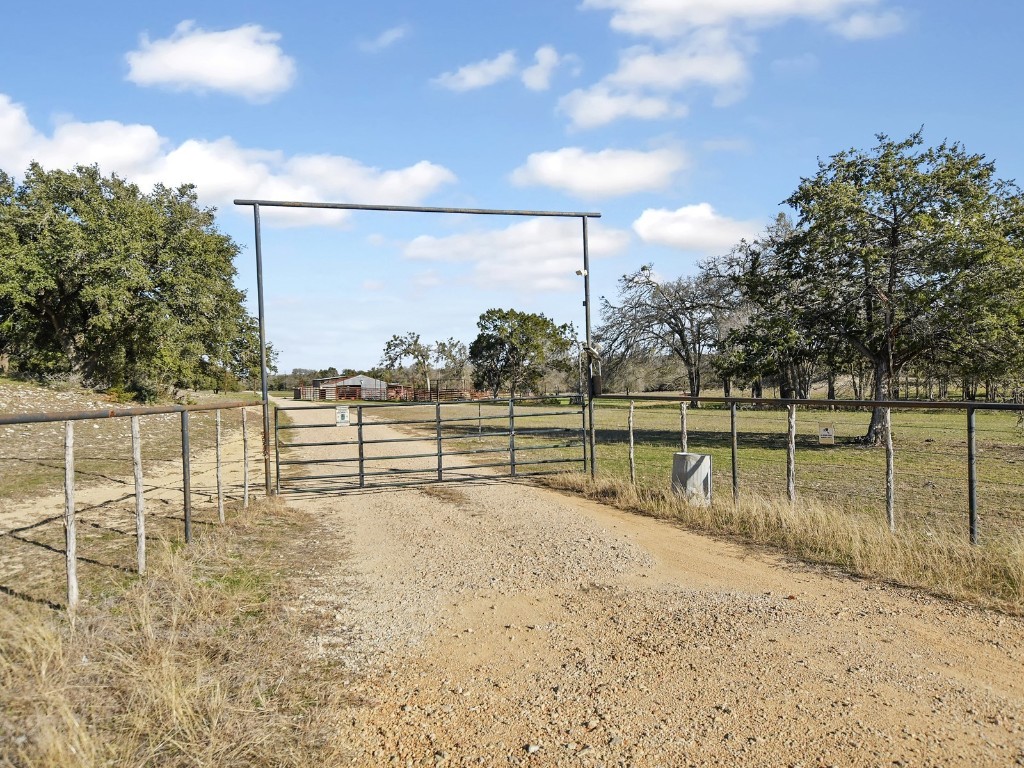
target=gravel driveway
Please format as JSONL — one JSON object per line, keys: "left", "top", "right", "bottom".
{"left": 277, "top": 400, "right": 1024, "bottom": 767}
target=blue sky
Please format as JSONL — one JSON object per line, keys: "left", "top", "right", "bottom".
{"left": 2, "top": 1, "right": 1022, "bottom": 371}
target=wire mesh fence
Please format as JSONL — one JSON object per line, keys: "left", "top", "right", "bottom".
{"left": 0, "top": 402, "right": 262, "bottom": 609}
{"left": 594, "top": 396, "right": 1024, "bottom": 544}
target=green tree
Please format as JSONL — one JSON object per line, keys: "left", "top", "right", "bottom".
{"left": 468, "top": 308, "right": 573, "bottom": 398}
{"left": 0, "top": 163, "right": 263, "bottom": 400}
{"left": 780, "top": 131, "right": 1024, "bottom": 440}
{"left": 379, "top": 332, "right": 433, "bottom": 389}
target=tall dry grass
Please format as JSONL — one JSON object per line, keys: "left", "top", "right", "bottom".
{"left": 0, "top": 499, "right": 358, "bottom": 767}
{"left": 544, "top": 474, "right": 1024, "bottom": 614}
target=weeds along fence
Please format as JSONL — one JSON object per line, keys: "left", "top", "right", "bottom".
{"left": 596, "top": 395, "right": 1024, "bottom": 545}
{"left": 0, "top": 401, "right": 261, "bottom": 610}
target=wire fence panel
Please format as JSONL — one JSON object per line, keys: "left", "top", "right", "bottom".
{"left": 1, "top": 401, "right": 261, "bottom": 609}
{"left": 595, "top": 396, "right": 1024, "bottom": 544}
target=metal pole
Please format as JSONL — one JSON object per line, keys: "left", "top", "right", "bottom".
{"left": 628, "top": 400, "right": 636, "bottom": 486}
{"left": 967, "top": 407, "right": 978, "bottom": 544}
{"left": 357, "top": 406, "right": 365, "bottom": 488}
{"left": 730, "top": 401, "right": 739, "bottom": 504}
{"left": 242, "top": 407, "right": 249, "bottom": 510}
{"left": 787, "top": 403, "right": 796, "bottom": 504}
{"left": 582, "top": 216, "right": 596, "bottom": 479}
{"left": 884, "top": 407, "right": 895, "bottom": 532}
{"left": 436, "top": 401, "right": 443, "bottom": 481}
{"left": 273, "top": 407, "right": 281, "bottom": 495}
{"left": 253, "top": 203, "right": 272, "bottom": 496}
{"left": 180, "top": 411, "right": 192, "bottom": 543}
{"left": 64, "top": 422, "right": 78, "bottom": 610}
{"left": 131, "top": 416, "right": 145, "bottom": 575}
{"left": 680, "top": 401, "right": 688, "bottom": 453}
{"left": 215, "top": 410, "right": 224, "bottom": 524}
{"left": 509, "top": 398, "right": 517, "bottom": 477}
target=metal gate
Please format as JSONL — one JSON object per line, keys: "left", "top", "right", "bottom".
{"left": 273, "top": 397, "right": 586, "bottom": 493}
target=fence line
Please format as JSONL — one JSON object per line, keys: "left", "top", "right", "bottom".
{"left": 2, "top": 400, "right": 259, "bottom": 610}
{"left": 609, "top": 394, "right": 1023, "bottom": 545}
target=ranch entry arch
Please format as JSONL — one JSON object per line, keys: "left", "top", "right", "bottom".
{"left": 234, "top": 199, "right": 602, "bottom": 494}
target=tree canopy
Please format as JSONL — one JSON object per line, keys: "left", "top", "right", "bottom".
{"left": 468, "top": 308, "right": 573, "bottom": 398}
{"left": 0, "top": 163, "right": 268, "bottom": 399}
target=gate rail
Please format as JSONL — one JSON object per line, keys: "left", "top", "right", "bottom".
{"left": 274, "top": 396, "right": 586, "bottom": 492}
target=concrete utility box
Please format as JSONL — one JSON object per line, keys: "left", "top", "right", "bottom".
{"left": 671, "top": 452, "right": 712, "bottom": 504}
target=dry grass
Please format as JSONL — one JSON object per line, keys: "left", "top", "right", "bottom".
{"left": 543, "top": 473, "right": 1024, "bottom": 615}
{"left": 0, "top": 498, "right": 359, "bottom": 767}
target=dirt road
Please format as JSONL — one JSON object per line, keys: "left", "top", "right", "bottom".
{"left": 277, "top": 401, "right": 1024, "bottom": 767}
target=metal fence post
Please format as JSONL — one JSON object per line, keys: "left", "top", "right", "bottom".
{"left": 628, "top": 400, "right": 636, "bottom": 485}
{"left": 215, "top": 410, "right": 224, "bottom": 524}
{"left": 357, "top": 405, "right": 365, "bottom": 488}
{"left": 64, "top": 421, "right": 78, "bottom": 610}
{"left": 242, "top": 407, "right": 249, "bottom": 510}
{"left": 180, "top": 411, "right": 192, "bottom": 543}
{"left": 884, "top": 407, "right": 895, "bottom": 532}
{"left": 680, "top": 401, "right": 688, "bottom": 454}
{"left": 273, "top": 407, "right": 281, "bottom": 495}
{"left": 730, "top": 401, "right": 739, "bottom": 504}
{"left": 436, "top": 401, "right": 443, "bottom": 481}
{"left": 509, "top": 398, "right": 517, "bottom": 478}
{"left": 131, "top": 416, "right": 145, "bottom": 575}
{"left": 787, "top": 403, "right": 797, "bottom": 503}
{"left": 967, "top": 406, "right": 978, "bottom": 544}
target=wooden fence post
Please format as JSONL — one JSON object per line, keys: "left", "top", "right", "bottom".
{"left": 216, "top": 410, "right": 224, "bottom": 523}
{"left": 64, "top": 422, "right": 78, "bottom": 609}
{"left": 628, "top": 400, "right": 636, "bottom": 485}
{"left": 242, "top": 407, "right": 249, "bottom": 509}
{"left": 680, "top": 402, "right": 688, "bottom": 453}
{"left": 884, "top": 407, "right": 895, "bottom": 531}
{"left": 131, "top": 416, "right": 145, "bottom": 575}
{"left": 787, "top": 404, "right": 796, "bottom": 503}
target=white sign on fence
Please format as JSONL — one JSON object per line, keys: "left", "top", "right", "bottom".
{"left": 335, "top": 405, "right": 350, "bottom": 427}
{"left": 818, "top": 422, "right": 836, "bottom": 445}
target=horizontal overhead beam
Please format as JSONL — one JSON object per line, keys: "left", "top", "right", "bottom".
{"left": 233, "top": 199, "right": 601, "bottom": 218}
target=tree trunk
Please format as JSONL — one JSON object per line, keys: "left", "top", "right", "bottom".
{"left": 866, "top": 360, "right": 891, "bottom": 444}
{"left": 723, "top": 377, "right": 732, "bottom": 397}
{"left": 827, "top": 371, "right": 836, "bottom": 410}
{"left": 751, "top": 378, "right": 763, "bottom": 399}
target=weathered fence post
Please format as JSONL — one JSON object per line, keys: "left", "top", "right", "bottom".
{"left": 241, "top": 407, "right": 249, "bottom": 509}
{"left": 967, "top": 406, "right": 978, "bottom": 544}
{"left": 628, "top": 400, "right": 636, "bottom": 486}
{"left": 787, "top": 404, "right": 797, "bottom": 503}
{"left": 64, "top": 421, "right": 78, "bottom": 610}
{"left": 215, "top": 410, "right": 224, "bottom": 524}
{"left": 884, "top": 407, "right": 895, "bottom": 532}
{"left": 680, "top": 401, "right": 688, "bottom": 453}
{"left": 180, "top": 411, "right": 192, "bottom": 543}
{"left": 730, "top": 401, "right": 739, "bottom": 504}
{"left": 131, "top": 416, "right": 145, "bottom": 575}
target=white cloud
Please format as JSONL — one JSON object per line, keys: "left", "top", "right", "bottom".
{"left": 633, "top": 203, "right": 760, "bottom": 254}
{"left": 360, "top": 24, "right": 410, "bottom": 52}
{"left": 771, "top": 52, "right": 819, "bottom": 76}
{"left": 607, "top": 31, "right": 750, "bottom": 92}
{"left": 433, "top": 50, "right": 518, "bottom": 91}
{"left": 510, "top": 147, "right": 687, "bottom": 198}
{"left": 125, "top": 21, "right": 296, "bottom": 102}
{"left": 0, "top": 93, "right": 456, "bottom": 226}
{"left": 580, "top": 0, "right": 881, "bottom": 38}
{"left": 559, "top": 85, "right": 684, "bottom": 130}
{"left": 404, "top": 218, "right": 630, "bottom": 292}
{"left": 521, "top": 46, "right": 563, "bottom": 91}
{"left": 829, "top": 10, "right": 905, "bottom": 39}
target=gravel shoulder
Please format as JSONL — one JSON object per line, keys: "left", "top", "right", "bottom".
{"left": 279, "top": 400, "right": 1024, "bottom": 767}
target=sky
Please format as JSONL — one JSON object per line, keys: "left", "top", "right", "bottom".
{"left": 2, "top": 1, "right": 1022, "bottom": 372}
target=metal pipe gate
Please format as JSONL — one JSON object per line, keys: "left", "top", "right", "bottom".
{"left": 273, "top": 396, "right": 586, "bottom": 493}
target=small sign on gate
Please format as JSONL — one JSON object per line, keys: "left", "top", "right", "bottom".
{"left": 818, "top": 422, "right": 836, "bottom": 445}
{"left": 335, "top": 405, "right": 350, "bottom": 427}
